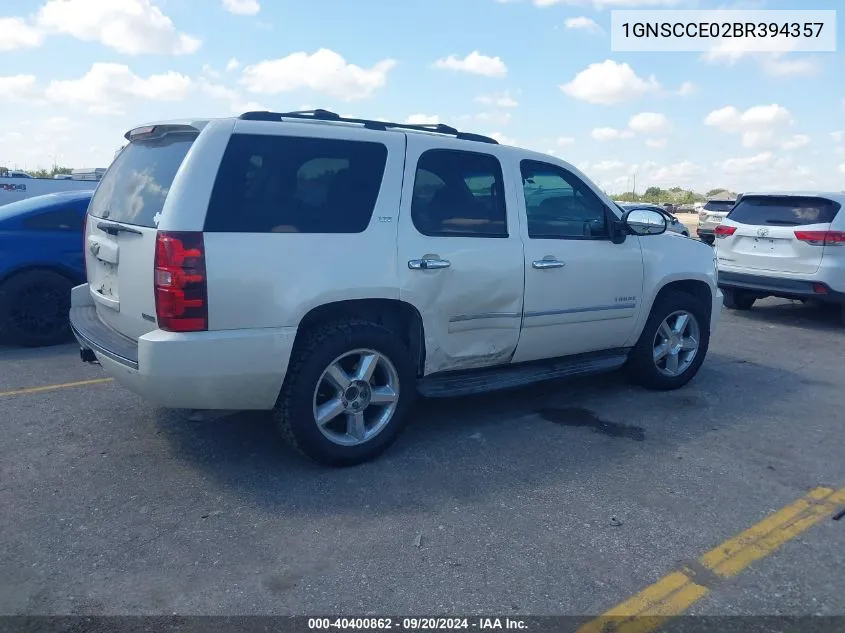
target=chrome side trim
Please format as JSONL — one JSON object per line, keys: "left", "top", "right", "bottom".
{"left": 449, "top": 312, "right": 522, "bottom": 323}
{"left": 525, "top": 302, "right": 636, "bottom": 318}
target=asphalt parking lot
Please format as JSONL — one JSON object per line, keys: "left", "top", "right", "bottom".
{"left": 1, "top": 297, "right": 844, "bottom": 620}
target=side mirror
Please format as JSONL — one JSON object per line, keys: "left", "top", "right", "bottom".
{"left": 623, "top": 209, "right": 667, "bottom": 236}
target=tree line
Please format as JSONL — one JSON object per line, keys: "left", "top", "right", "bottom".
{"left": 610, "top": 186, "right": 737, "bottom": 205}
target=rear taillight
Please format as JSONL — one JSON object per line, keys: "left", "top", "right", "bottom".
{"left": 714, "top": 224, "right": 736, "bottom": 238}
{"left": 154, "top": 231, "right": 208, "bottom": 332}
{"left": 82, "top": 213, "right": 88, "bottom": 277}
{"left": 793, "top": 230, "right": 845, "bottom": 246}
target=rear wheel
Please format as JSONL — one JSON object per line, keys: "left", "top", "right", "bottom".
{"left": 0, "top": 269, "right": 74, "bottom": 347}
{"left": 275, "top": 319, "right": 416, "bottom": 467}
{"left": 723, "top": 288, "right": 756, "bottom": 310}
{"left": 626, "top": 291, "right": 710, "bottom": 391}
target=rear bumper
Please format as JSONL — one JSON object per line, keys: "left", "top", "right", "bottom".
{"left": 717, "top": 271, "right": 845, "bottom": 305}
{"left": 69, "top": 289, "right": 297, "bottom": 410}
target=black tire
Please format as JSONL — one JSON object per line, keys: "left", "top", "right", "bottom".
{"left": 626, "top": 291, "right": 711, "bottom": 391}
{"left": 0, "top": 269, "right": 74, "bottom": 347}
{"left": 723, "top": 288, "right": 756, "bottom": 310}
{"left": 274, "top": 319, "right": 416, "bottom": 467}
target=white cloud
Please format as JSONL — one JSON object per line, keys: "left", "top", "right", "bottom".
{"left": 781, "top": 134, "right": 810, "bottom": 150}
{"left": 560, "top": 60, "right": 660, "bottom": 105}
{"left": 222, "top": 0, "right": 260, "bottom": 15}
{"left": 226, "top": 58, "right": 240, "bottom": 71}
{"left": 201, "top": 64, "right": 221, "bottom": 79}
{"left": 704, "top": 104, "right": 793, "bottom": 148}
{"left": 557, "top": 136, "right": 575, "bottom": 146}
{"left": 840, "top": 163, "right": 845, "bottom": 175}
{"left": 0, "top": 75, "right": 42, "bottom": 103}
{"left": 628, "top": 112, "right": 671, "bottom": 134}
{"left": 831, "top": 131, "right": 845, "bottom": 143}
{"left": 36, "top": 0, "right": 201, "bottom": 55}
{"left": 592, "top": 160, "right": 625, "bottom": 172}
{"left": 564, "top": 16, "right": 600, "bottom": 32}
{"left": 760, "top": 54, "right": 821, "bottom": 77}
{"left": 0, "top": 17, "right": 44, "bottom": 51}
{"left": 240, "top": 49, "right": 397, "bottom": 101}
{"left": 490, "top": 132, "right": 517, "bottom": 145}
{"left": 475, "top": 91, "right": 519, "bottom": 107}
{"left": 721, "top": 152, "right": 774, "bottom": 174}
{"left": 646, "top": 138, "right": 668, "bottom": 149}
{"left": 591, "top": 127, "right": 633, "bottom": 141}
{"left": 650, "top": 161, "right": 701, "bottom": 183}
{"left": 45, "top": 63, "right": 193, "bottom": 115}
{"left": 677, "top": 81, "right": 698, "bottom": 96}
{"left": 406, "top": 114, "right": 440, "bottom": 125}
{"left": 434, "top": 52, "right": 507, "bottom": 77}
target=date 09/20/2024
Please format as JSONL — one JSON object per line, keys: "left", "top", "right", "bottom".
{"left": 308, "top": 618, "right": 528, "bottom": 631}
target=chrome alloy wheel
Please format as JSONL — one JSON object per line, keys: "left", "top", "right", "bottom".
{"left": 652, "top": 310, "right": 700, "bottom": 377}
{"left": 312, "top": 349, "right": 400, "bottom": 446}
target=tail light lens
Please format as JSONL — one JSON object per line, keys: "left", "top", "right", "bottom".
{"left": 793, "top": 230, "right": 845, "bottom": 246}
{"left": 82, "top": 213, "right": 88, "bottom": 278}
{"left": 154, "top": 231, "right": 208, "bottom": 332}
{"left": 714, "top": 224, "right": 736, "bottom": 238}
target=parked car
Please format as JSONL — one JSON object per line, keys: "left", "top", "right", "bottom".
{"left": 0, "top": 190, "right": 94, "bottom": 346}
{"left": 617, "top": 203, "right": 690, "bottom": 237}
{"left": 69, "top": 109, "right": 721, "bottom": 466}
{"left": 714, "top": 191, "right": 845, "bottom": 323}
{"left": 697, "top": 198, "right": 737, "bottom": 245}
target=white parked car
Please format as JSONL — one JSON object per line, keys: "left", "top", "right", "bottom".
{"left": 69, "top": 110, "right": 722, "bottom": 466}
{"left": 715, "top": 192, "right": 845, "bottom": 322}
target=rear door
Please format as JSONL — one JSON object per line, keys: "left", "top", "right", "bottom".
{"left": 397, "top": 136, "right": 525, "bottom": 374}
{"left": 85, "top": 125, "right": 198, "bottom": 340}
{"left": 717, "top": 195, "right": 841, "bottom": 274}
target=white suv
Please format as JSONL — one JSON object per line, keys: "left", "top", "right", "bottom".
{"left": 69, "top": 110, "right": 722, "bottom": 466}
{"left": 715, "top": 192, "right": 845, "bottom": 322}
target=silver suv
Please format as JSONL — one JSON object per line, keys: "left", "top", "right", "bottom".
{"left": 697, "top": 198, "right": 736, "bottom": 245}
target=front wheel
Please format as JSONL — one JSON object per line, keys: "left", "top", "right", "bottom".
{"left": 274, "top": 319, "right": 416, "bottom": 467}
{"left": 626, "top": 291, "right": 710, "bottom": 391}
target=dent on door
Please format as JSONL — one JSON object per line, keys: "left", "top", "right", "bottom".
{"left": 409, "top": 258, "right": 524, "bottom": 375}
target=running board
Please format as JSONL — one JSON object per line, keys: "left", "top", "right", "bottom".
{"left": 416, "top": 349, "right": 630, "bottom": 398}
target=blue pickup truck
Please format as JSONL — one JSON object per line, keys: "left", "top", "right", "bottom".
{"left": 0, "top": 190, "right": 94, "bottom": 346}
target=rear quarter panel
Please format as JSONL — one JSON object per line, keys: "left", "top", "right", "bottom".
{"left": 199, "top": 120, "right": 407, "bottom": 330}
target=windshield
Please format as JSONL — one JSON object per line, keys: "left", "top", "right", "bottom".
{"left": 727, "top": 196, "right": 840, "bottom": 226}
{"left": 704, "top": 200, "right": 735, "bottom": 213}
{"left": 89, "top": 132, "right": 196, "bottom": 228}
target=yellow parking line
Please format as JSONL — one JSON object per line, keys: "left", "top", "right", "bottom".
{"left": 0, "top": 377, "right": 114, "bottom": 397}
{"left": 578, "top": 486, "right": 845, "bottom": 633}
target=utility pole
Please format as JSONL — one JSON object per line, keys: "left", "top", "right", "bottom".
{"left": 632, "top": 174, "right": 637, "bottom": 201}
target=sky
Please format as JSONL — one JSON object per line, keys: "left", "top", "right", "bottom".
{"left": 1, "top": 0, "right": 843, "bottom": 194}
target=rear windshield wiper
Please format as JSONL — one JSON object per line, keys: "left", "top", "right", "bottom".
{"left": 96, "top": 220, "right": 143, "bottom": 235}
{"left": 763, "top": 220, "right": 802, "bottom": 226}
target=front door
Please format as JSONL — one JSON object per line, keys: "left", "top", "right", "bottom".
{"left": 512, "top": 159, "right": 644, "bottom": 363}
{"left": 397, "top": 136, "right": 525, "bottom": 375}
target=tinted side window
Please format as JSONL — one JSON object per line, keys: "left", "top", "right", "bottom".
{"left": 23, "top": 205, "right": 86, "bottom": 232}
{"left": 728, "top": 196, "right": 840, "bottom": 227}
{"left": 204, "top": 134, "right": 388, "bottom": 233}
{"left": 411, "top": 149, "right": 507, "bottom": 238}
{"left": 520, "top": 160, "right": 608, "bottom": 239}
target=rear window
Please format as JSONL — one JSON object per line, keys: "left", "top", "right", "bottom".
{"left": 203, "top": 134, "right": 388, "bottom": 233}
{"left": 703, "top": 200, "right": 735, "bottom": 213}
{"left": 88, "top": 132, "right": 196, "bottom": 228}
{"left": 728, "top": 196, "right": 841, "bottom": 226}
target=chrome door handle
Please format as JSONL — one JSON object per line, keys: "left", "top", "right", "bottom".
{"left": 532, "top": 259, "right": 565, "bottom": 269}
{"left": 408, "top": 258, "right": 451, "bottom": 270}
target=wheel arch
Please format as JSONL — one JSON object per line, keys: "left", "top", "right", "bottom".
{"left": 0, "top": 263, "right": 83, "bottom": 291}
{"left": 295, "top": 299, "right": 426, "bottom": 376}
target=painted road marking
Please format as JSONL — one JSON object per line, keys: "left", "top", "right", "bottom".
{"left": 578, "top": 486, "right": 845, "bottom": 633}
{"left": 0, "top": 377, "right": 114, "bottom": 397}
